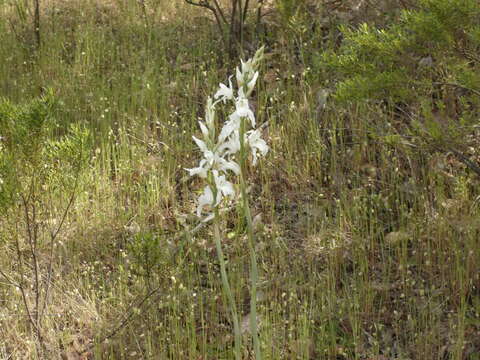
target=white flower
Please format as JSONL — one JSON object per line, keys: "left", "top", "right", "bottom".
{"left": 197, "top": 185, "right": 214, "bottom": 217}
{"left": 240, "top": 59, "right": 255, "bottom": 79}
{"left": 237, "top": 60, "right": 254, "bottom": 92}
{"left": 218, "top": 115, "right": 240, "bottom": 144}
{"left": 246, "top": 71, "right": 259, "bottom": 96}
{"left": 214, "top": 76, "right": 234, "bottom": 103}
{"left": 186, "top": 135, "right": 240, "bottom": 177}
{"left": 195, "top": 171, "right": 236, "bottom": 217}
{"left": 199, "top": 121, "right": 209, "bottom": 138}
{"left": 205, "top": 97, "right": 216, "bottom": 130}
{"left": 247, "top": 129, "right": 269, "bottom": 165}
{"left": 231, "top": 98, "right": 255, "bottom": 128}
{"left": 219, "top": 129, "right": 240, "bottom": 155}
{"left": 186, "top": 158, "right": 209, "bottom": 178}
{"left": 217, "top": 156, "right": 240, "bottom": 175}
{"left": 192, "top": 135, "right": 209, "bottom": 154}
{"left": 235, "top": 47, "right": 264, "bottom": 95}
{"left": 213, "top": 170, "right": 236, "bottom": 201}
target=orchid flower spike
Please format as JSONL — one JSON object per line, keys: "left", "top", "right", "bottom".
{"left": 187, "top": 46, "right": 268, "bottom": 219}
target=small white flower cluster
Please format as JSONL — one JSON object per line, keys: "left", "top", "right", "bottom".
{"left": 186, "top": 47, "right": 268, "bottom": 219}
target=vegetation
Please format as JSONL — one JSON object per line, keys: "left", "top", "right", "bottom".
{"left": 0, "top": 0, "right": 479, "bottom": 359}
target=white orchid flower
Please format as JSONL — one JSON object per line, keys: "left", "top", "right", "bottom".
{"left": 214, "top": 76, "right": 234, "bottom": 103}
{"left": 237, "top": 61, "right": 254, "bottom": 92}
{"left": 195, "top": 172, "right": 236, "bottom": 217}
{"left": 185, "top": 158, "right": 208, "bottom": 178}
{"left": 199, "top": 121, "right": 209, "bottom": 138}
{"left": 197, "top": 185, "right": 215, "bottom": 217}
{"left": 236, "top": 66, "right": 244, "bottom": 89}
{"left": 245, "top": 71, "right": 259, "bottom": 96}
{"left": 192, "top": 135, "right": 208, "bottom": 153}
{"left": 202, "top": 146, "right": 240, "bottom": 175}
{"left": 232, "top": 98, "right": 255, "bottom": 128}
{"left": 240, "top": 59, "right": 254, "bottom": 78}
{"left": 219, "top": 129, "right": 241, "bottom": 155}
{"left": 213, "top": 170, "right": 236, "bottom": 201}
{"left": 247, "top": 129, "right": 269, "bottom": 165}
{"left": 217, "top": 156, "right": 240, "bottom": 175}
{"left": 218, "top": 114, "right": 240, "bottom": 143}
{"left": 205, "top": 97, "right": 216, "bottom": 130}
{"left": 186, "top": 134, "right": 240, "bottom": 177}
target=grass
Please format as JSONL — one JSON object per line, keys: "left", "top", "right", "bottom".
{"left": 0, "top": 0, "right": 479, "bottom": 359}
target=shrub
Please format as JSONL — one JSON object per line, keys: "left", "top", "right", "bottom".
{"left": 0, "top": 91, "right": 89, "bottom": 211}
{"left": 316, "top": 0, "right": 480, "bottom": 176}
{"left": 0, "top": 92, "right": 89, "bottom": 356}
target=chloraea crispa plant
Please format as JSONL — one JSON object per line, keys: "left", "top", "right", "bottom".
{"left": 186, "top": 46, "right": 267, "bottom": 360}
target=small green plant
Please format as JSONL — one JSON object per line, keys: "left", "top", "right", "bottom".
{"left": 186, "top": 46, "right": 266, "bottom": 360}
{"left": 127, "top": 231, "right": 165, "bottom": 289}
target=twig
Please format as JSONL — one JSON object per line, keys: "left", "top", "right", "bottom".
{"left": 212, "top": 0, "right": 228, "bottom": 25}
{"left": 139, "top": 0, "right": 149, "bottom": 27}
{"left": 184, "top": 0, "right": 227, "bottom": 46}
{"left": 13, "top": 219, "right": 38, "bottom": 339}
{"left": 41, "top": 160, "right": 81, "bottom": 320}
{"left": 432, "top": 82, "right": 480, "bottom": 97}
{"left": 79, "top": 286, "right": 163, "bottom": 355}
{"left": 0, "top": 267, "right": 20, "bottom": 288}
{"left": 447, "top": 147, "right": 480, "bottom": 178}
{"left": 33, "top": 0, "right": 41, "bottom": 49}
{"left": 242, "top": 0, "right": 250, "bottom": 26}
{"left": 255, "top": 0, "right": 265, "bottom": 36}
{"left": 229, "top": 0, "right": 239, "bottom": 57}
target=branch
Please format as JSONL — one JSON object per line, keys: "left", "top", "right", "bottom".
{"left": 79, "top": 286, "right": 163, "bottom": 355}
{"left": 255, "top": 0, "right": 265, "bottom": 34}
{"left": 433, "top": 82, "right": 480, "bottom": 98}
{"left": 184, "top": 0, "right": 227, "bottom": 46}
{"left": 447, "top": 147, "right": 480, "bottom": 178}
{"left": 212, "top": 0, "right": 228, "bottom": 25}
{"left": 41, "top": 174, "right": 79, "bottom": 320}
{"left": 184, "top": 0, "right": 215, "bottom": 12}
{"left": 0, "top": 266, "right": 20, "bottom": 288}
{"left": 243, "top": 0, "right": 250, "bottom": 25}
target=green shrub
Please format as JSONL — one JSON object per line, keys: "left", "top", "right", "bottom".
{"left": 0, "top": 91, "right": 90, "bottom": 211}
{"left": 320, "top": 0, "right": 480, "bottom": 107}
{"left": 316, "top": 0, "right": 480, "bottom": 167}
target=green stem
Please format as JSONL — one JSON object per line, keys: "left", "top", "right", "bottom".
{"left": 239, "top": 118, "right": 262, "bottom": 360}
{"left": 213, "top": 208, "right": 242, "bottom": 360}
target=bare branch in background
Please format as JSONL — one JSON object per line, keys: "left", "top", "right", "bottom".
{"left": 33, "top": 0, "right": 41, "bottom": 48}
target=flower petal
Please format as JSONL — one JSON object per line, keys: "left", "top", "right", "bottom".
{"left": 236, "top": 66, "right": 243, "bottom": 88}
{"left": 192, "top": 135, "right": 208, "bottom": 154}
{"left": 218, "top": 130, "right": 240, "bottom": 156}
{"left": 246, "top": 71, "right": 259, "bottom": 96}
{"left": 199, "top": 121, "right": 209, "bottom": 138}
{"left": 218, "top": 157, "right": 240, "bottom": 175}
{"left": 205, "top": 97, "right": 216, "bottom": 129}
